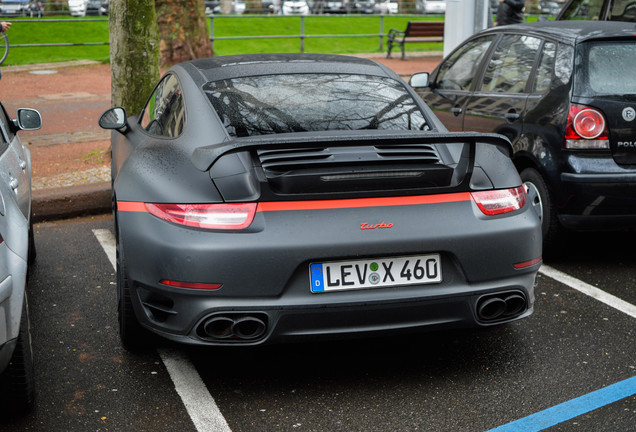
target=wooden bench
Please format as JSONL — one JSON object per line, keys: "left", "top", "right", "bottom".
{"left": 387, "top": 21, "right": 444, "bottom": 60}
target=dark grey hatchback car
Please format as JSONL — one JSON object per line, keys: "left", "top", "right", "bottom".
{"left": 411, "top": 20, "right": 636, "bottom": 248}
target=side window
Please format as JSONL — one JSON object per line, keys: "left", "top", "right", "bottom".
{"left": 610, "top": 0, "right": 636, "bottom": 21}
{"left": 533, "top": 41, "right": 557, "bottom": 93}
{"left": 480, "top": 35, "right": 541, "bottom": 94}
{"left": 140, "top": 74, "right": 185, "bottom": 138}
{"left": 559, "top": 0, "right": 604, "bottom": 20}
{"left": 435, "top": 36, "right": 494, "bottom": 91}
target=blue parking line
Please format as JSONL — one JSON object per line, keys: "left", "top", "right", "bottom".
{"left": 487, "top": 376, "right": 636, "bottom": 432}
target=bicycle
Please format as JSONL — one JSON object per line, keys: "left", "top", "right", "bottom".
{"left": 0, "top": 31, "right": 8, "bottom": 65}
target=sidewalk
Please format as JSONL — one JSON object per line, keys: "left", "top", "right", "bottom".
{"left": 0, "top": 53, "right": 442, "bottom": 222}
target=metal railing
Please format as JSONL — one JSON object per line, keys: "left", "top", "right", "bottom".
{"left": 4, "top": 18, "right": 109, "bottom": 49}
{"left": 3, "top": 13, "right": 547, "bottom": 52}
{"left": 208, "top": 14, "right": 396, "bottom": 53}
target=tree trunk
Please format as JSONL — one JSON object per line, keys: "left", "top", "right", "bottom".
{"left": 156, "top": 0, "right": 214, "bottom": 67}
{"left": 109, "top": 0, "right": 161, "bottom": 116}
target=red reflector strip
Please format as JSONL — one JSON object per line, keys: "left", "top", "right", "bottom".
{"left": 160, "top": 279, "right": 222, "bottom": 290}
{"left": 257, "top": 193, "right": 472, "bottom": 212}
{"left": 513, "top": 257, "right": 542, "bottom": 269}
{"left": 118, "top": 201, "right": 148, "bottom": 213}
{"left": 117, "top": 193, "right": 472, "bottom": 215}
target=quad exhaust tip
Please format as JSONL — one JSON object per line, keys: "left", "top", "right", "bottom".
{"left": 476, "top": 292, "right": 527, "bottom": 323}
{"left": 201, "top": 314, "right": 267, "bottom": 341}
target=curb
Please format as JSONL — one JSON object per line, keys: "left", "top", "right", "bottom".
{"left": 2, "top": 60, "right": 102, "bottom": 73}
{"left": 32, "top": 181, "right": 111, "bottom": 223}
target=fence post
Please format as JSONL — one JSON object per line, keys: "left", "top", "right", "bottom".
{"left": 379, "top": 15, "right": 384, "bottom": 51}
{"left": 300, "top": 16, "right": 305, "bottom": 53}
{"left": 209, "top": 15, "right": 215, "bottom": 53}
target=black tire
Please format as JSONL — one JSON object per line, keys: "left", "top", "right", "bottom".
{"left": 116, "top": 229, "right": 153, "bottom": 351}
{"left": 0, "top": 294, "right": 35, "bottom": 417}
{"left": 520, "top": 167, "right": 560, "bottom": 250}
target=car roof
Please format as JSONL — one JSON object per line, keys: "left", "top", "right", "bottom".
{"left": 480, "top": 20, "right": 636, "bottom": 44}
{"left": 183, "top": 53, "right": 397, "bottom": 83}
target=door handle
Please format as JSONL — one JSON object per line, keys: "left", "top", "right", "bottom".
{"left": 19, "top": 158, "right": 27, "bottom": 171}
{"left": 9, "top": 177, "right": 18, "bottom": 191}
{"left": 450, "top": 106, "right": 463, "bottom": 116}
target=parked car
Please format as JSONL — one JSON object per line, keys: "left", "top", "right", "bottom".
{"left": 313, "top": 0, "right": 349, "bottom": 13}
{"left": 99, "top": 53, "right": 541, "bottom": 350}
{"left": 557, "top": 0, "right": 636, "bottom": 21}
{"left": 0, "top": 0, "right": 41, "bottom": 16}
{"left": 205, "top": 0, "right": 221, "bottom": 14}
{"left": 86, "top": 0, "right": 107, "bottom": 15}
{"left": 0, "top": 104, "right": 41, "bottom": 415}
{"left": 281, "top": 0, "right": 309, "bottom": 14}
{"left": 374, "top": 0, "right": 398, "bottom": 13}
{"left": 68, "top": 0, "right": 87, "bottom": 16}
{"left": 353, "top": 0, "right": 376, "bottom": 13}
{"left": 540, "top": 0, "right": 564, "bottom": 14}
{"left": 417, "top": 0, "right": 446, "bottom": 14}
{"left": 411, "top": 21, "right": 636, "bottom": 248}
{"left": 262, "top": 0, "right": 280, "bottom": 13}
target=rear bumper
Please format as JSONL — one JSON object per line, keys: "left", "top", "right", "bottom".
{"left": 118, "top": 197, "right": 541, "bottom": 346}
{"left": 554, "top": 153, "right": 636, "bottom": 229}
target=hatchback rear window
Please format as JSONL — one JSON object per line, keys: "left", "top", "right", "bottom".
{"left": 574, "top": 41, "right": 636, "bottom": 95}
{"left": 203, "top": 74, "right": 428, "bottom": 137}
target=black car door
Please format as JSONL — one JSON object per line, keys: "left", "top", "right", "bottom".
{"left": 416, "top": 35, "right": 495, "bottom": 132}
{"left": 462, "top": 34, "right": 542, "bottom": 142}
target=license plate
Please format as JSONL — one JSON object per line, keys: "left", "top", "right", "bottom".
{"left": 310, "top": 254, "right": 441, "bottom": 293}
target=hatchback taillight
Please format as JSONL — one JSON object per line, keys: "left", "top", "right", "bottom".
{"left": 146, "top": 203, "right": 257, "bottom": 230}
{"left": 471, "top": 186, "right": 527, "bottom": 216}
{"left": 565, "top": 104, "right": 609, "bottom": 149}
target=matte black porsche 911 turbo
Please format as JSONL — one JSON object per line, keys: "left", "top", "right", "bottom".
{"left": 99, "top": 54, "right": 542, "bottom": 349}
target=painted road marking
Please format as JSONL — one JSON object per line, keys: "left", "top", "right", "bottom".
{"left": 540, "top": 265, "right": 636, "bottom": 318}
{"left": 486, "top": 376, "right": 636, "bottom": 432}
{"left": 93, "top": 229, "right": 232, "bottom": 432}
{"left": 487, "top": 265, "right": 636, "bottom": 431}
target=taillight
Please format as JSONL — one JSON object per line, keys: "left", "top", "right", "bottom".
{"left": 471, "top": 186, "right": 527, "bottom": 216}
{"left": 146, "top": 203, "right": 257, "bottom": 230}
{"left": 565, "top": 104, "right": 609, "bottom": 149}
{"left": 160, "top": 279, "right": 222, "bottom": 290}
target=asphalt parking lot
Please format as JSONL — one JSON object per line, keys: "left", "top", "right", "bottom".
{"left": 1, "top": 214, "right": 633, "bottom": 431}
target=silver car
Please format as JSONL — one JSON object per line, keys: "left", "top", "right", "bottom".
{"left": 0, "top": 103, "right": 41, "bottom": 415}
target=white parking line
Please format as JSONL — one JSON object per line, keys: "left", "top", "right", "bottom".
{"left": 539, "top": 265, "right": 636, "bottom": 319}
{"left": 92, "top": 229, "right": 232, "bottom": 432}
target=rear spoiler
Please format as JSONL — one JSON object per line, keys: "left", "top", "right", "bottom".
{"left": 191, "top": 130, "right": 512, "bottom": 172}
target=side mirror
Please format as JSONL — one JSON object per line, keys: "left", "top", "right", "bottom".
{"left": 409, "top": 72, "right": 430, "bottom": 89}
{"left": 99, "top": 107, "right": 128, "bottom": 130}
{"left": 16, "top": 108, "right": 42, "bottom": 130}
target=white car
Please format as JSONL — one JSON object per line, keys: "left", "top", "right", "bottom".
{"left": 282, "top": 0, "right": 310, "bottom": 14}
{"left": 419, "top": 0, "right": 446, "bottom": 14}
{"left": 68, "top": 0, "right": 87, "bottom": 17}
{"left": 374, "top": 0, "right": 398, "bottom": 14}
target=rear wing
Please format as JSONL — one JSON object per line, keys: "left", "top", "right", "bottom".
{"left": 191, "top": 130, "right": 513, "bottom": 172}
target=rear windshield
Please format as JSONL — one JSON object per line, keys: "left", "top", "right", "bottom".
{"left": 574, "top": 41, "right": 636, "bottom": 95}
{"left": 203, "top": 74, "right": 428, "bottom": 137}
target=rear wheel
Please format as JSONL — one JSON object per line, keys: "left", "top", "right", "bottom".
{"left": 520, "top": 167, "right": 560, "bottom": 250}
{"left": 0, "top": 294, "right": 35, "bottom": 416}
